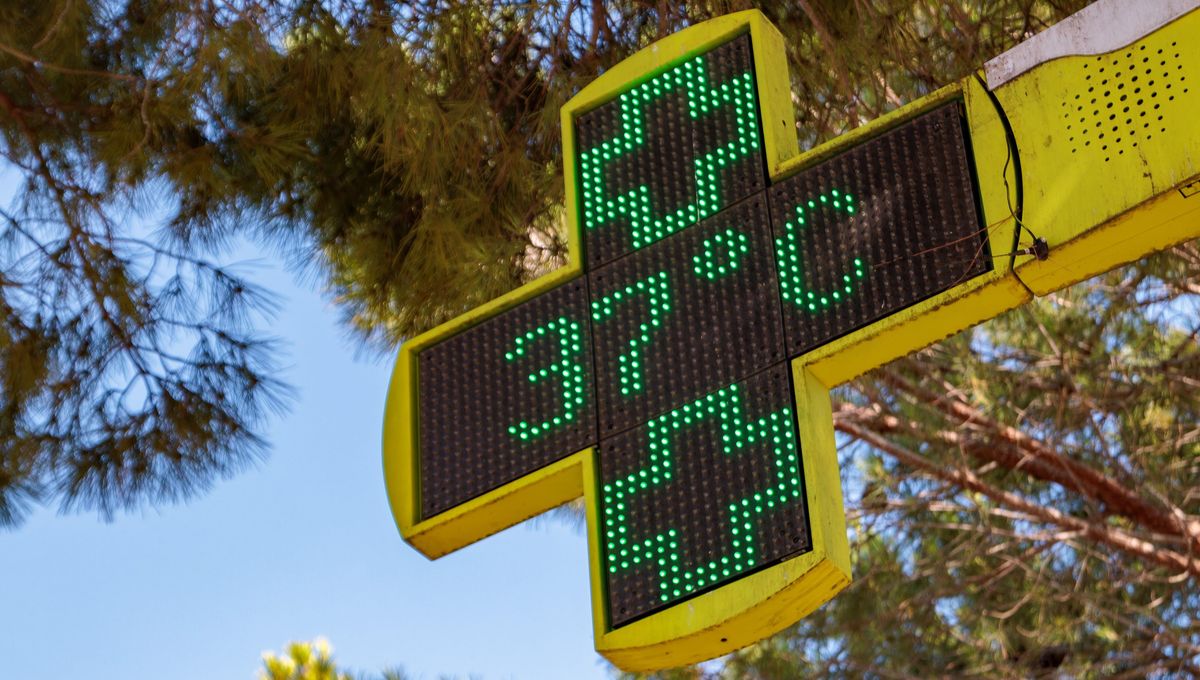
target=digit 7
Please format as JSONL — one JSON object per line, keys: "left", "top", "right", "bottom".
{"left": 590, "top": 272, "right": 671, "bottom": 396}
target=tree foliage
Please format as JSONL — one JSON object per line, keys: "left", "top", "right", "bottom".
{"left": 2, "top": 0, "right": 1198, "bottom": 676}
{"left": 260, "top": 638, "right": 408, "bottom": 680}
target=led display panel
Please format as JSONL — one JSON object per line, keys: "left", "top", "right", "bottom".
{"left": 389, "top": 5, "right": 1200, "bottom": 667}
{"left": 576, "top": 34, "right": 765, "bottom": 270}
{"left": 598, "top": 364, "right": 809, "bottom": 627}
{"left": 417, "top": 279, "right": 597, "bottom": 518}
{"left": 767, "top": 103, "right": 990, "bottom": 355}
{"left": 410, "top": 30, "right": 992, "bottom": 634}
{"left": 589, "top": 194, "right": 787, "bottom": 437}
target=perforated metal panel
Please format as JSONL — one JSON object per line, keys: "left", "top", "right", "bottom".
{"left": 767, "top": 102, "right": 989, "bottom": 356}
{"left": 589, "top": 194, "right": 786, "bottom": 437}
{"left": 1063, "top": 40, "right": 1191, "bottom": 161}
{"left": 576, "top": 34, "right": 765, "bottom": 270}
{"left": 418, "top": 279, "right": 597, "bottom": 518}
{"left": 598, "top": 365, "right": 809, "bottom": 628}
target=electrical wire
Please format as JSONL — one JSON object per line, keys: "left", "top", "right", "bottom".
{"left": 973, "top": 71, "right": 1046, "bottom": 298}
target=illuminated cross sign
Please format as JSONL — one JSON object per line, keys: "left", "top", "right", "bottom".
{"left": 384, "top": 5, "right": 1200, "bottom": 672}
{"left": 415, "top": 34, "right": 986, "bottom": 625}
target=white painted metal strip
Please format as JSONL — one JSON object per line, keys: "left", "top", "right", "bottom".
{"left": 985, "top": 0, "right": 1200, "bottom": 89}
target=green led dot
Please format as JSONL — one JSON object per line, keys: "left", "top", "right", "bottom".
{"left": 776, "top": 191, "right": 867, "bottom": 311}
{"left": 590, "top": 66, "right": 799, "bottom": 599}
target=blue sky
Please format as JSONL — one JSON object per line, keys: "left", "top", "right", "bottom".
{"left": 0, "top": 174, "right": 610, "bottom": 680}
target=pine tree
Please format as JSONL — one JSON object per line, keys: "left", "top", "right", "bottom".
{"left": 2, "top": 1, "right": 1197, "bottom": 675}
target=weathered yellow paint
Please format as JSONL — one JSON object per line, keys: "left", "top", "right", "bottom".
{"left": 383, "top": 7, "right": 1200, "bottom": 672}
{"left": 1018, "top": 187, "right": 1200, "bottom": 295}
{"left": 994, "top": 9, "right": 1200, "bottom": 293}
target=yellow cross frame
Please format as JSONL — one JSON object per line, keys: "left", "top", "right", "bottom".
{"left": 383, "top": 8, "right": 1200, "bottom": 671}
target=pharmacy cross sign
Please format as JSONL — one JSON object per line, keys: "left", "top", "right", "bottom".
{"left": 383, "top": 5, "right": 1200, "bottom": 672}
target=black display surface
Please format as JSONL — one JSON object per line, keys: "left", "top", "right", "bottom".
{"left": 598, "top": 365, "right": 809, "bottom": 627}
{"left": 589, "top": 194, "right": 786, "bottom": 437}
{"left": 575, "top": 34, "right": 765, "bottom": 271}
{"left": 417, "top": 279, "right": 597, "bottom": 518}
{"left": 767, "top": 103, "right": 990, "bottom": 356}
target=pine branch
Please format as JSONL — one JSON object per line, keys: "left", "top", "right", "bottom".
{"left": 835, "top": 409, "right": 1200, "bottom": 579}
{"left": 0, "top": 38, "right": 140, "bottom": 82}
{"left": 876, "top": 367, "right": 1200, "bottom": 552}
